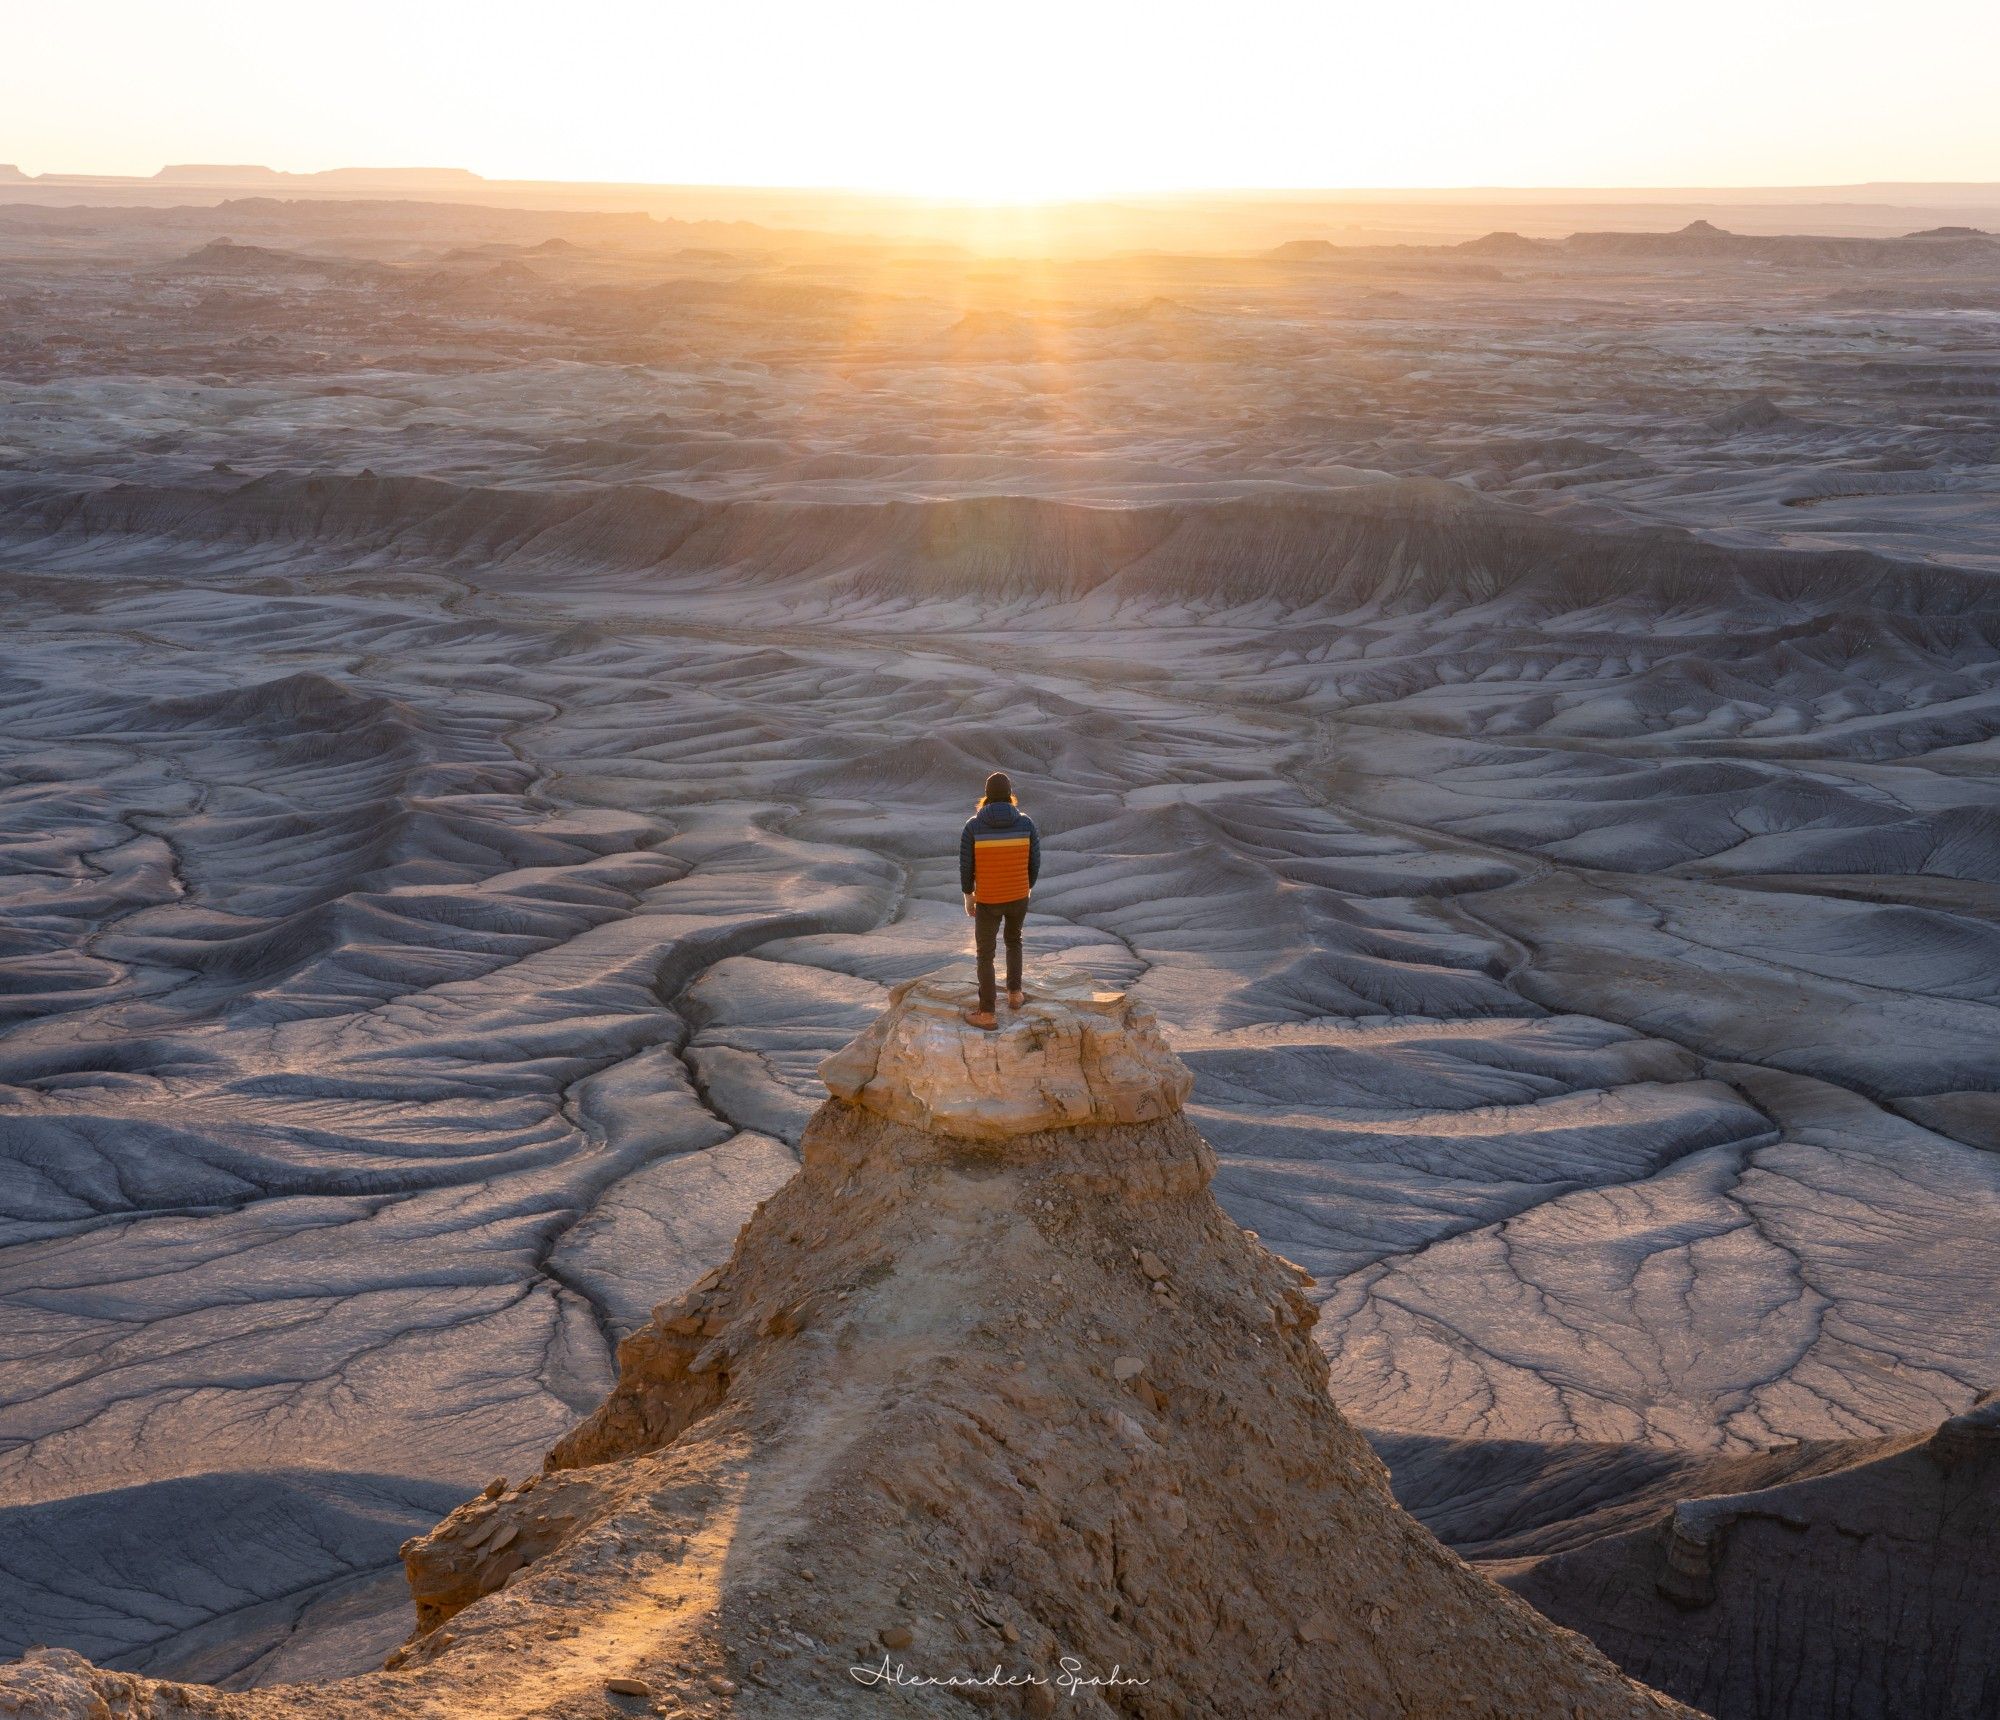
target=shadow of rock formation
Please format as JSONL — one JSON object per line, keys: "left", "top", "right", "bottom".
{"left": 1496, "top": 1395, "right": 2000, "bottom": 1720}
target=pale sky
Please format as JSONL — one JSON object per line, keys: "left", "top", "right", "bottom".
{"left": 7, "top": 0, "right": 1998, "bottom": 198}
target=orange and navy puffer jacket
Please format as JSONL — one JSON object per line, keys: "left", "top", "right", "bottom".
{"left": 959, "top": 799, "right": 1041, "bottom": 905}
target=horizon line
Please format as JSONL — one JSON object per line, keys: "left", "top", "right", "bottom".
{"left": 8, "top": 162, "right": 2000, "bottom": 205}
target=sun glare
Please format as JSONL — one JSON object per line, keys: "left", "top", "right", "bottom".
{"left": 862, "top": 159, "right": 1123, "bottom": 208}
{"left": 3, "top": 0, "right": 1998, "bottom": 191}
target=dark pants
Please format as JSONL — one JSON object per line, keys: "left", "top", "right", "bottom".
{"left": 974, "top": 898, "right": 1028, "bottom": 1013}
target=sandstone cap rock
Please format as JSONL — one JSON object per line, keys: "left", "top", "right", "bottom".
{"left": 816, "top": 964, "right": 1193, "bottom": 1140}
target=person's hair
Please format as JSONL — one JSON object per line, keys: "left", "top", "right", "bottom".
{"left": 982, "top": 771, "right": 1014, "bottom": 805}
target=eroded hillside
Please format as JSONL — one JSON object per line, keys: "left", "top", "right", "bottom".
{"left": 1, "top": 194, "right": 1996, "bottom": 1715}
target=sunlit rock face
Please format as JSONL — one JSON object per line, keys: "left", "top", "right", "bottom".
{"left": 816, "top": 964, "right": 1193, "bottom": 1139}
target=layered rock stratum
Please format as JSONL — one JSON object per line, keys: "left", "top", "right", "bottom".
{"left": 0, "top": 979, "right": 1691, "bottom": 1718}
{"left": 817, "top": 966, "right": 1192, "bottom": 1138}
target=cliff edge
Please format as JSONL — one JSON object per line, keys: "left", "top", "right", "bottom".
{"left": 0, "top": 972, "right": 1691, "bottom": 1718}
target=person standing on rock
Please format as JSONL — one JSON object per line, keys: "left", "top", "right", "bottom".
{"left": 960, "top": 771, "right": 1040, "bottom": 1030}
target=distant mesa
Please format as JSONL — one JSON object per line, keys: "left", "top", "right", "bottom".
{"left": 152, "top": 163, "right": 484, "bottom": 185}
{"left": 0, "top": 164, "right": 27, "bottom": 183}
{"left": 1458, "top": 230, "right": 1555, "bottom": 256}
{"left": 154, "top": 164, "right": 293, "bottom": 184}
{"left": 1270, "top": 237, "right": 1341, "bottom": 259}
{"left": 1565, "top": 219, "right": 1737, "bottom": 255}
{"left": 1565, "top": 216, "right": 2000, "bottom": 268}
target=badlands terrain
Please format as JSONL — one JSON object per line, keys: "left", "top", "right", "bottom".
{"left": 1, "top": 188, "right": 1998, "bottom": 1716}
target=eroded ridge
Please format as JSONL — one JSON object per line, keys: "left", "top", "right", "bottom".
{"left": 0, "top": 996, "right": 1694, "bottom": 1718}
